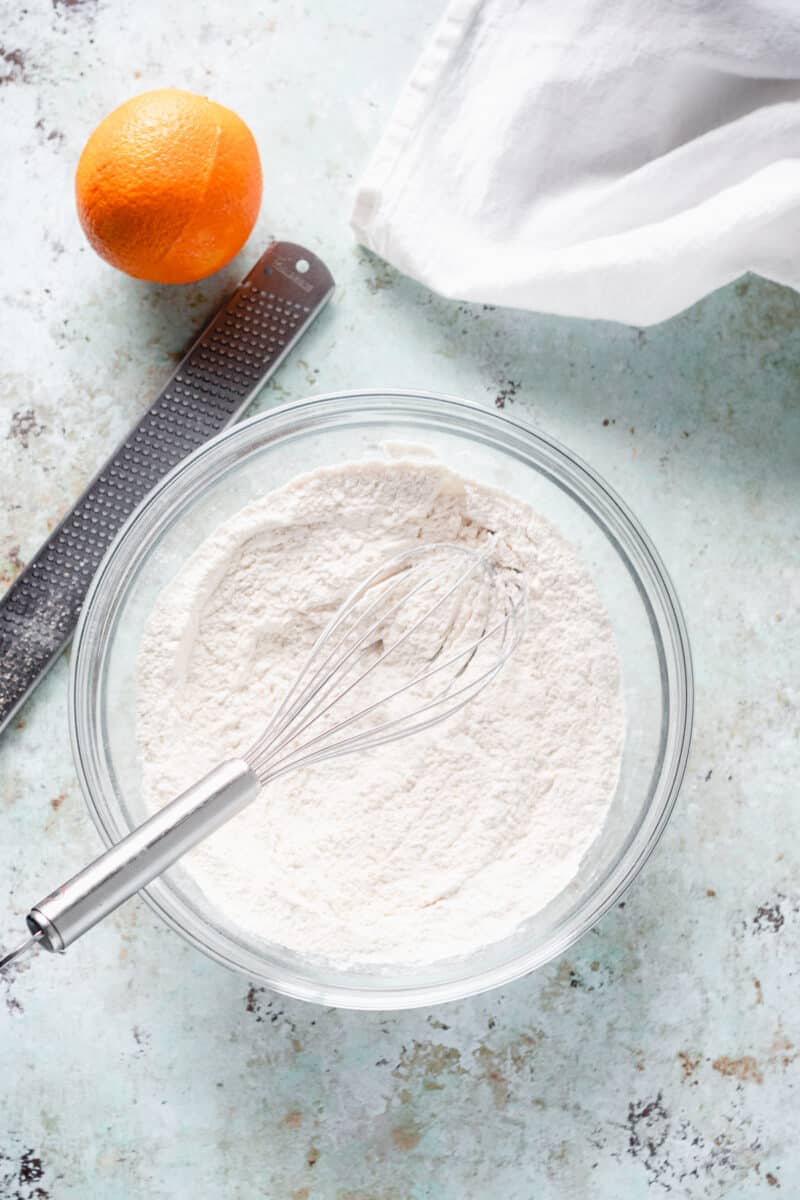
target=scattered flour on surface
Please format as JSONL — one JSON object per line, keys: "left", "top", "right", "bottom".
{"left": 136, "top": 456, "right": 624, "bottom": 966}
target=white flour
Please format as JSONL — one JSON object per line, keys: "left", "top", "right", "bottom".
{"left": 136, "top": 455, "right": 624, "bottom": 966}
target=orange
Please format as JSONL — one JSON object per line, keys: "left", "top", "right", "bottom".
{"left": 75, "top": 88, "right": 262, "bottom": 284}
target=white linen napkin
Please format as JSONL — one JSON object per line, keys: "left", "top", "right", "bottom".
{"left": 352, "top": 0, "right": 800, "bottom": 325}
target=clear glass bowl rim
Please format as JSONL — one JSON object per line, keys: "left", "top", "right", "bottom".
{"left": 69, "top": 389, "right": 693, "bottom": 1009}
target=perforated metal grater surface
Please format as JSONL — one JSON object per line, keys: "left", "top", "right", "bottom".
{"left": 0, "top": 241, "right": 334, "bottom": 733}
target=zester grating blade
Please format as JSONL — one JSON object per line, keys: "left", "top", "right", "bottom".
{"left": 0, "top": 241, "right": 334, "bottom": 733}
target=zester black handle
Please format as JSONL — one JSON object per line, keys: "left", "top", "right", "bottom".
{"left": 0, "top": 241, "right": 334, "bottom": 733}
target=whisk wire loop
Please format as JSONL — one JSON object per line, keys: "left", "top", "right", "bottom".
{"left": 257, "top": 554, "right": 465, "bottom": 756}
{"left": 257, "top": 598, "right": 518, "bottom": 779}
{"left": 255, "top": 551, "right": 488, "bottom": 767}
{"left": 245, "top": 543, "right": 526, "bottom": 784}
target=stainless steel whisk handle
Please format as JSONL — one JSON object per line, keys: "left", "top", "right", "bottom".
{"left": 25, "top": 759, "right": 259, "bottom": 957}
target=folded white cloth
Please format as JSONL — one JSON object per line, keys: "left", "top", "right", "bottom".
{"left": 352, "top": 0, "right": 800, "bottom": 325}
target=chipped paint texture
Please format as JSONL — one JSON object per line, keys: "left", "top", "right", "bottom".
{"left": 1, "top": 1, "right": 799, "bottom": 1197}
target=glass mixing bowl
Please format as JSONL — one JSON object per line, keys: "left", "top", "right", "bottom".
{"left": 70, "top": 391, "right": 692, "bottom": 1009}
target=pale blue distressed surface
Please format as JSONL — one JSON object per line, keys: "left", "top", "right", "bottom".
{"left": 1, "top": 2, "right": 798, "bottom": 1197}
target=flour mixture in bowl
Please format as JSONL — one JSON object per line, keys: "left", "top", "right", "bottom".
{"left": 136, "top": 454, "right": 624, "bottom": 966}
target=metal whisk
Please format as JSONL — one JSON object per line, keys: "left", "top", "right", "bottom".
{"left": 0, "top": 542, "right": 526, "bottom": 971}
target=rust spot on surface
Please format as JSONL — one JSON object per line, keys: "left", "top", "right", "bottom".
{"left": 306, "top": 1146, "right": 319, "bottom": 1168}
{"left": 626, "top": 1092, "right": 670, "bottom": 1178}
{"left": 16, "top": 1149, "right": 47, "bottom": 1193}
{"left": 493, "top": 379, "right": 520, "bottom": 409}
{"left": 0, "top": 47, "right": 28, "bottom": 85}
{"left": 769, "top": 1028, "right": 796, "bottom": 1068}
{"left": 8, "top": 407, "right": 44, "bottom": 448}
{"left": 49, "top": 793, "right": 65, "bottom": 811}
{"left": 711, "top": 1055, "right": 763, "bottom": 1084}
{"left": 0, "top": 545, "right": 25, "bottom": 586}
{"left": 471, "top": 1032, "right": 541, "bottom": 1110}
{"left": 766, "top": 1172, "right": 780, "bottom": 1187}
{"left": 392, "top": 1040, "right": 465, "bottom": 1083}
{"left": 753, "top": 900, "right": 784, "bottom": 934}
{"left": 706, "top": 888, "right": 716, "bottom": 897}
{"left": 677, "top": 1050, "right": 700, "bottom": 1081}
{"left": 474, "top": 1039, "right": 533, "bottom": 1104}
{"left": 540, "top": 958, "right": 583, "bottom": 1006}
{"left": 427, "top": 1016, "right": 450, "bottom": 1031}
{"left": 291, "top": 1037, "right": 303, "bottom": 1053}
{"left": 474, "top": 1046, "right": 509, "bottom": 1110}
{"left": 283, "top": 1110, "right": 303, "bottom": 1129}
{"left": 391, "top": 1124, "right": 421, "bottom": 1151}
{"left": 754, "top": 978, "right": 763, "bottom": 1005}
{"left": 291, "top": 1190, "right": 310, "bottom": 1200}
{"left": 131, "top": 1025, "right": 150, "bottom": 1056}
